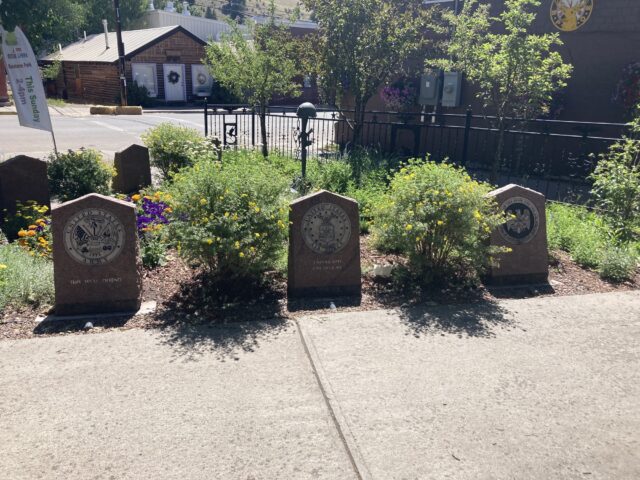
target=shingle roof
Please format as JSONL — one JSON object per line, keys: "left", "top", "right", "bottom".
{"left": 42, "top": 26, "right": 197, "bottom": 63}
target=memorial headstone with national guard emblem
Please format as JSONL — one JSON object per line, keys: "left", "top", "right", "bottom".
{"left": 52, "top": 193, "right": 142, "bottom": 315}
{"left": 488, "top": 184, "right": 549, "bottom": 284}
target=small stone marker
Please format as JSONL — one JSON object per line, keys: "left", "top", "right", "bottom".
{"left": 288, "top": 190, "right": 361, "bottom": 297}
{"left": 52, "top": 193, "right": 142, "bottom": 315}
{"left": 0, "top": 155, "right": 50, "bottom": 224}
{"left": 112, "top": 144, "right": 152, "bottom": 194}
{"left": 488, "top": 184, "right": 549, "bottom": 284}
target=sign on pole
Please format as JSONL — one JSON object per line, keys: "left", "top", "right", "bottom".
{"left": 0, "top": 26, "right": 53, "bottom": 133}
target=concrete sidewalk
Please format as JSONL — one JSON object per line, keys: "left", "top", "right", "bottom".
{"left": 1, "top": 291, "right": 639, "bottom": 479}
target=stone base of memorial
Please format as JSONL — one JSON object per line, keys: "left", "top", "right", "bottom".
{"left": 288, "top": 190, "right": 361, "bottom": 298}
{"left": 52, "top": 194, "right": 143, "bottom": 316}
{"left": 486, "top": 184, "right": 549, "bottom": 285}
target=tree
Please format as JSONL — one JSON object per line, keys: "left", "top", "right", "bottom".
{"left": 430, "top": 0, "right": 572, "bottom": 181}
{"left": 0, "top": 0, "right": 85, "bottom": 54}
{"left": 303, "top": 0, "right": 436, "bottom": 146}
{"left": 221, "top": 0, "right": 247, "bottom": 23}
{"left": 205, "top": 3, "right": 301, "bottom": 157}
{"left": 205, "top": 6, "right": 217, "bottom": 19}
{"left": 82, "top": 0, "right": 148, "bottom": 34}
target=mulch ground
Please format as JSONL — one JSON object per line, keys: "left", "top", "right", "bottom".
{"left": 1, "top": 236, "right": 638, "bottom": 341}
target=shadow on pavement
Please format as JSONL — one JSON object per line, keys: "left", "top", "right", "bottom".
{"left": 398, "top": 299, "right": 512, "bottom": 338}
{"left": 151, "top": 271, "right": 290, "bottom": 361}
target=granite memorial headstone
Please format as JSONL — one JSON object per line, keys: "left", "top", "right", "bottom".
{"left": 112, "top": 144, "right": 152, "bottom": 194}
{"left": 288, "top": 190, "right": 361, "bottom": 297}
{"left": 0, "top": 155, "right": 50, "bottom": 225}
{"left": 52, "top": 193, "right": 142, "bottom": 315}
{"left": 488, "top": 184, "right": 549, "bottom": 284}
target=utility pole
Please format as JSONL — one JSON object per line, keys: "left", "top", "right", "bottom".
{"left": 114, "top": 0, "right": 128, "bottom": 106}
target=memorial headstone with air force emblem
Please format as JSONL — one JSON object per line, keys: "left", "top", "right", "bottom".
{"left": 52, "top": 193, "right": 142, "bottom": 315}
{"left": 112, "top": 144, "right": 152, "bottom": 194}
{"left": 487, "top": 184, "right": 549, "bottom": 284}
{"left": 288, "top": 190, "right": 361, "bottom": 297}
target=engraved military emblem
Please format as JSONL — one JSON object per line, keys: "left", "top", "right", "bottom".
{"left": 550, "top": 0, "right": 594, "bottom": 32}
{"left": 302, "top": 202, "right": 352, "bottom": 254}
{"left": 64, "top": 208, "right": 125, "bottom": 265}
{"left": 498, "top": 197, "right": 540, "bottom": 245}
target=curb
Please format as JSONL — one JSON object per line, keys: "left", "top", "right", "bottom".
{"left": 0, "top": 111, "right": 17, "bottom": 115}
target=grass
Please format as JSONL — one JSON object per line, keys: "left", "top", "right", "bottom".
{"left": 0, "top": 244, "right": 54, "bottom": 315}
{"left": 547, "top": 202, "right": 639, "bottom": 282}
{"left": 46, "top": 98, "right": 70, "bottom": 107}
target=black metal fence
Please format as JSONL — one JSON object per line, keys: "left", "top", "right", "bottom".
{"left": 204, "top": 104, "right": 628, "bottom": 198}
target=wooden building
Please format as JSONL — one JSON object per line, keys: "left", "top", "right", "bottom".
{"left": 42, "top": 25, "right": 211, "bottom": 105}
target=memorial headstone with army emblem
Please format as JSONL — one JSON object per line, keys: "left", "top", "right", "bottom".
{"left": 0, "top": 155, "right": 50, "bottom": 226}
{"left": 488, "top": 184, "right": 548, "bottom": 284}
{"left": 288, "top": 190, "right": 361, "bottom": 297}
{"left": 52, "top": 193, "right": 142, "bottom": 315}
{"left": 112, "top": 144, "right": 152, "bottom": 194}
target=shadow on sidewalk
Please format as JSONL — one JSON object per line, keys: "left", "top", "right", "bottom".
{"left": 151, "top": 271, "right": 290, "bottom": 361}
{"left": 398, "top": 299, "right": 512, "bottom": 338}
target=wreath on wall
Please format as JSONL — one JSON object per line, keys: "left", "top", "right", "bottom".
{"left": 196, "top": 72, "right": 208, "bottom": 85}
{"left": 167, "top": 71, "right": 181, "bottom": 85}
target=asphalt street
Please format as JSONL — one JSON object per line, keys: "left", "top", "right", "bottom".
{"left": 1, "top": 291, "right": 639, "bottom": 479}
{"left": 0, "top": 112, "right": 205, "bottom": 161}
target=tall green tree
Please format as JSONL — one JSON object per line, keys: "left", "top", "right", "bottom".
{"left": 303, "top": 0, "right": 436, "bottom": 146}
{"left": 221, "top": 0, "right": 247, "bottom": 23}
{"left": 81, "top": 0, "right": 148, "bottom": 34}
{"left": 0, "top": 0, "right": 85, "bottom": 54}
{"left": 205, "top": 3, "right": 301, "bottom": 157}
{"left": 430, "top": 0, "right": 572, "bottom": 181}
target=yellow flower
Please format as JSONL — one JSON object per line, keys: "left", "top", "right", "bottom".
{"left": 0, "top": 264, "right": 7, "bottom": 270}
{"left": 437, "top": 220, "right": 444, "bottom": 226}
{"left": 164, "top": 207, "right": 173, "bottom": 213}
{"left": 200, "top": 198, "right": 207, "bottom": 206}
{"left": 458, "top": 208, "right": 463, "bottom": 213}
{"left": 224, "top": 212, "right": 230, "bottom": 218}
{"left": 239, "top": 252, "right": 245, "bottom": 258}
{"left": 219, "top": 196, "right": 224, "bottom": 201}
{"left": 254, "top": 207, "right": 261, "bottom": 213}
{"left": 249, "top": 247, "right": 256, "bottom": 253}
{"left": 234, "top": 241, "right": 240, "bottom": 249}
{"left": 206, "top": 238, "right": 213, "bottom": 245}
{"left": 28, "top": 225, "right": 37, "bottom": 230}
{"left": 38, "top": 237, "right": 47, "bottom": 244}
{"left": 474, "top": 210, "right": 482, "bottom": 220}
{"left": 405, "top": 224, "right": 413, "bottom": 231}
{"left": 254, "top": 233, "right": 261, "bottom": 238}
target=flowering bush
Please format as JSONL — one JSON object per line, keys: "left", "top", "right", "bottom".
{"left": 0, "top": 244, "right": 54, "bottom": 312}
{"left": 48, "top": 148, "right": 113, "bottom": 201}
{"left": 3, "top": 201, "right": 52, "bottom": 258}
{"left": 166, "top": 151, "right": 291, "bottom": 279}
{"left": 125, "top": 191, "right": 173, "bottom": 268}
{"left": 372, "top": 160, "right": 506, "bottom": 282}
{"left": 380, "top": 78, "right": 417, "bottom": 112}
{"left": 141, "top": 123, "right": 219, "bottom": 178}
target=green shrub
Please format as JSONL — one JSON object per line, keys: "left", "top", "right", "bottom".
{"left": 547, "top": 202, "right": 608, "bottom": 268}
{"left": 0, "top": 244, "right": 54, "bottom": 313}
{"left": 346, "top": 168, "right": 388, "bottom": 233}
{"left": 141, "top": 123, "right": 209, "bottom": 178}
{"left": 307, "top": 159, "right": 354, "bottom": 194}
{"left": 598, "top": 246, "right": 638, "bottom": 282}
{"left": 167, "top": 151, "right": 291, "bottom": 279}
{"left": 372, "top": 160, "right": 505, "bottom": 282}
{"left": 127, "top": 82, "right": 155, "bottom": 108}
{"left": 48, "top": 149, "right": 113, "bottom": 202}
{"left": 590, "top": 110, "right": 640, "bottom": 242}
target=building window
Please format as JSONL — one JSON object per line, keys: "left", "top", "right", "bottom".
{"left": 191, "top": 65, "right": 213, "bottom": 97}
{"left": 132, "top": 63, "right": 158, "bottom": 97}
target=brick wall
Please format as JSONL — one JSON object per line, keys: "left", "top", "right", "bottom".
{"left": 128, "top": 30, "right": 207, "bottom": 102}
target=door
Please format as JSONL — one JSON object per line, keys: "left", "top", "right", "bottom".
{"left": 163, "top": 64, "right": 186, "bottom": 102}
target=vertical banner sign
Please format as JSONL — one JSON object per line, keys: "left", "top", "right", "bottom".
{"left": 0, "top": 26, "right": 53, "bottom": 132}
